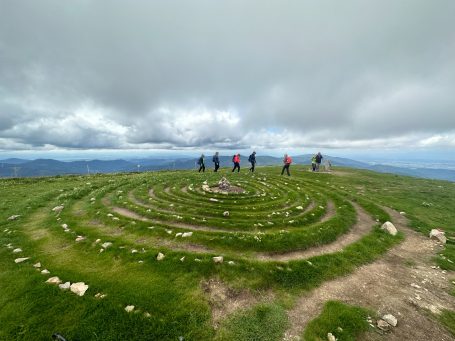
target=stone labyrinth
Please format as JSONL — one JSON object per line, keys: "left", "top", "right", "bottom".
{"left": 4, "top": 168, "right": 401, "bottom": 337}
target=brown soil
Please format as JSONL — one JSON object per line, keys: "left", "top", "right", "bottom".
{"left": 283, "top": 208, "right": 455, "bottom": 341}
{"left": 319, "top": 200, "right": 336, "bottom": 223}
{"left": 209, "top": 185, "right": 245, "bottom": 193}
{"left": 257, "top": 202, "right": 372, "bottom": 262}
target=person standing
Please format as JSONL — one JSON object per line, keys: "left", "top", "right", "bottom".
{"left": 232, "top": 153, "right": 240, "bottom": 172}
{"left": 212, "top": 152, "right": 220, "bottom": 172}
{"left": 281, "top": 154, "right": 292, "bottom": 176}
{"left": 197, "top": 154, "right": 205, "bottom": 172}
{"left": 311, "top": 154, "right": 317, "bottom": 172}
{"left": 315, "top": 152, "right": 323, "bottom": 171}
{"left": 248, "top": 151, "right": 256, "bottom": 172}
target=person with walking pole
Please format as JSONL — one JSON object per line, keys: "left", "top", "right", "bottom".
{"left": 248, "top": 151, "right": 257, "bottom": 172}
{"left": 281, "top": 154, "right": 292, "bottom": 176}
{"left": 197, "top": 154, "right": 205, "bottom": 172}
{"left": 212, "top": 152, "right": 220, "bottom": 172}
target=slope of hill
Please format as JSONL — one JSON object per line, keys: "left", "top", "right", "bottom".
{"left": 1, "top": 166, "right": 454, "bottom": 340}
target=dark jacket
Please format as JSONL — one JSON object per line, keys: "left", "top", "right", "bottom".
{"left": 212, "top": 155, "right": 219, "bottom": 163}
{"left": 248, "top": 153, "right": 256, "bottom": 164}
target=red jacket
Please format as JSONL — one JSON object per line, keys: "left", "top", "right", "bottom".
{"left": 233, "top": 155, "right": 240, "bottom": 163}
{"left": 284, "top": 156, "right": 292, "bottom": 165}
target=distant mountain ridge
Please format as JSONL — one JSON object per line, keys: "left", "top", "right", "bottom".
{"left": 1, "top": 155, "right": 454, "bottom": 182}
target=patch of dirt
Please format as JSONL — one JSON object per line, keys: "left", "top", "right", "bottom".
{"left": 283, "top": 208, "right": 455, "bottom": 341}
{"left": 202, "top": 278, "right": 273, "bottom": 329}
{"left": 209, "top": 185, "right": 245, "bottom": 194}
{"left": 257, "top": 202, "right": 372, "bottom": 262}
{"left": 319, "top": 200, "right": 336, "bottom": 223}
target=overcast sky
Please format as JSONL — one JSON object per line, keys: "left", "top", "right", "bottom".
{"left": 1, "top": 0, "right": 454, "bottom": 158}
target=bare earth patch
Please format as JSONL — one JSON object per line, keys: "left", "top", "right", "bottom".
{"left": 283, "top": 208, "right": 455, "bottom": 341}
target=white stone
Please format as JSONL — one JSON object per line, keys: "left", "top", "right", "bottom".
{"left": 381, "top": 221, "right": 398, "bottom": 236}
{"left": 429, "top": 229, "right": 446, "bottom": 244}
{"left": 59, "top": 282, "right": 71, "bottom": 290}
{"left": 107, "top": 213, "right": 114, "bottom": 217}
{"left": 209, "top": 198, "right": 219, "bottom": 202}
{"left": 295, "top": 206, "right": 304, "bottom": 210}
{"left": 95, "top": 239, "right": 101, "bottom": 244}
{"left": 41, "top": 269, "right": 50, "bottom": 274}
{"left": 180, "top": 256, "right": 185, "bottom": 262}
{"left": 228, "top": 261, "right": 235, "bottom": 265}
{"left": 7, "top": 215, "right": 20, "bottom": 221}
{"left": 14, "top": 257, "right": 29, "bottom": 263}
{"left": 75, "top": 236, "right": 85, "bottom": 242}
{"left": 70, "top": 282, "right": 89, "bottom": 296}
{"left": 175, "top": 233, "right": 183, "bottom": 237}
{"left": 101, "top": 242, "right": 113, "bottom": 249}
{"left": 12, "top": 248, "right": 22, "bottom": 253}
{"left": 213, "top": 256, "right": 224, "bottom": 264}
{"left": 382, "top": 314, "right": 397, "bottom": 327}
{"left": 52, "top": 205, "right": 64, "bottom": 213}
{"left": 61, "top": 224, "right": 68, "bottom": 229}
{"left": 399, "top": 211, "right": 406, "bottom": 215}
{"left": 156, "top": 252, "right": 165, "bottom": 261}
{"left": 33, "top": 262, "right": 41, "bottom": 268}
{"left": 327, "top": 333, "right": 336, "bottom": 341}
{"left": 223, "top": 211, "right": 230, "bottom": 217}
{"left": 182, "top": 232, "right": 193, "bottom": 238}
{"left": 125, "top": 305, "right": 135, "bottom": 313}
{"left": 377, "top": 319, "right": 390, "bottom": 331}
{"left": 95, "top": 293, "right": 107, "bottom": 299}
{"left": 46, "top": 276, "right": 62, "bottom": 285}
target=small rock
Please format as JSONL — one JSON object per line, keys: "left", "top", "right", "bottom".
{"left": 41, "top": 269, "right": 50, "bottom": 274}
{"left": 228, "top": 261, "right": 235, "bottom": 265}
{"left": 7, "top": 215, "right": 20, "bottom": 221}
{"left": 213, "top": 256, "right": 223, "bottom": 264}
{"left": 33, "top": 262, "right": 41, "bottom": 268}
{"left": 156, "top": 252, "right": 165, "bottom": 261}
{"left": 12, "top": 248, "right": 22, "bottom": 253}
{"left": 209, "top": 198, "right": 219, "bottom": 202}
{"left": 399, "top": 211, "right": 406, "bottom": 215}
{"left": 175, "top": 232, "right": 183, "bottom": 237}
{"left": 70, "top": 282, "right": 89, "bottom": 296}
{"left": 381, "top": 221, "right": 398, "bottom": 236}
{"left": 59, "top": 282, "right": 71, "bottom": 290}
{"left": 52, "top": 205, "right": 64, "bottom": 213}
{"left": 101, "top": 242, "right": 113, "bottom": 249}
{"left": 327, "top": 333, "right": 336, "bottom": 341}
{"left": 382, "top": 314, "right": 397, "bottom": 327}
{"left": 95, "top": 292, "right": 107, "bottom": 299}
{"left": 107, "top": 213, "right": 114, "bottom": 217}
{"left": 180, "top": 256, "right": 185, "bottom": 262}
{"left": 75, "top": 236, "right": 85, "bottom": 242}
{"left": 46, "top": 276, "right": 62, "bottom": 285}
{"left": 14, "top": 257, "right": 29, "bottom": 263}
{"left": 125, "top": 305, "right": 135, "bottom": 313}
{"left": 61, "top": 224, "right": 68, "bottom": 229}
{"left": 429, "top": 229, "right": 446, "bottom": 244}
{"left": 296, "top": 206, "right": 304, "bottom": 210}
{"left": 182, "top": 232, "right": 193, "bottom": 238}
{"left": 377, "top": 319, "right": 390, "bottom": 331}
{"left": 144, "top": 312, "right": 151, "bottom": 318}
{"left": 95, "top": 239, "right": 101, "bottom": 244}
{"left": 430, "top": 305, "right": 442, "bottom": 314}
{"left": 223, "top": 211, "right": 230, "bottom": 217}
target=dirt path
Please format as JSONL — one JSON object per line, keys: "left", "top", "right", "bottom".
{"left": 257, "top": 202, "right": 372, "bottom": 262}
{"left": 283, "top": 209, "right": 455, "bottom": 341}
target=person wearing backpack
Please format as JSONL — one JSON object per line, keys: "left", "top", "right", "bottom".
{"left": 197, "top": 154, "right": 205, "bottom": 173}
{"left": 281, "top": 154, "right": 292, "bottom": 176}
{"left": 248, "top": 151, "right": 257, "bottom": 172}
{"left": 232, "top": 153, "right": 240, "bottom": 172}
{"left": 315, "top": 152, "right": 323, "bottom": 171}
{"left": 311, "top": 154, "right": 317, "bottom": 172}
{"left": 212, "top": 152, "right": 220, "bottom": 172}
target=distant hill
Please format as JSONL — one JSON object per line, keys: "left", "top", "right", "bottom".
{"left": 1, "top": 155, "right": 454, "bottom": 181}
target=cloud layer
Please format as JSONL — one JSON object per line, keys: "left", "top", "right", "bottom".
{"left": 1, "top": 0, "right": 454, "bottom": 151}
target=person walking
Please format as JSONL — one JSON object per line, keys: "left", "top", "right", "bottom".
{"left": 232, "top": 153, "right": 240, "bottom": 172}
{"left": 212, "top": 152, "right": 220, "bottom": 172}
{"left": 281, "top": 154, "right": 292, "bottom": 176}
{"left": 248, "top": 151, "right": 257, "bottom": 172}
{"left": 197, "top": 154, "right": 205, "bottom": 172}
{"left": 315, "top": 152, "right": 323, "bottom": 171}
{"left": 311, "top": 154, "right": 317, "bottom": 172}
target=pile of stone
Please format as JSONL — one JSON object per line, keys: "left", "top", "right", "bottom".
{"left": 218, "top": 177, "right": 231, "bottom": 191}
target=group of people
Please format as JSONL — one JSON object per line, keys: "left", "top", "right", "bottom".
{"left": 311, "top": 152, "right": 323, "bottom": 171}
{"left": 197, "top": 152, "right": 294, "bottom": 176}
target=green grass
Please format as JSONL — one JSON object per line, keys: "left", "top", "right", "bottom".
{"left": 303, "top": 301, "right": 373, "bottom": 341}
{"left": 439, "top": 309, "right": 455, "bottom": 337}
{"left": 1, "top": 166, "right": 454, "bottom": 339}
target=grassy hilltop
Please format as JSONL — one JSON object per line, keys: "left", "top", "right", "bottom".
{"left": 1, "top": 166, "right": 454, "bottom": 340}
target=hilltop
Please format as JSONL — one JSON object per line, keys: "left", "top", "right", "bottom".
{"left": 1, "top": 166, "right": 455, "bottom": 340}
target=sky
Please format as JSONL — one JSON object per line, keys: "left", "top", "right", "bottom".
{"left": 1, "top": 1, "right": 455, "bottom": 161}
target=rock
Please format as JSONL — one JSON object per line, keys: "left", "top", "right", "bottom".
{"left": 33, "top": 262, "right": 41, "bottom": 268}
{"left": 101, "top": 242, "right": 113, "bottom": 249}
{"left": 156, "top": 252, "right": 165, "bottom": 261}
{"left": 382, "top": 314, "right": 397, "bottom": 327}
{"left": 400, "top": 211, "right": 406, "bottom": 215}
{"left": 296, "top": 206, "right": 304, "bottom": 210}
{"left": 14, "top": 257, "right": 29, "bottom": 263}
{"left": 59, "top": 282, "right": 71, "bottom": 290}
{"left": 429, "top": 229, "right": 446, "bottom": 244}
{"left": 7, "top": 215, "right": 20, "bottom": 221}
{"left": 95, "top": 292, "right": 107, "bottom": 299}
{"left": 180, "top": 256, "right": 185, "bottom": 262}
{"left": 327, "top": 333, "right": 336, "bottom": 341}
{"left": 61, "top": 224, "right": 68, "bottom": 229}
{"left": 228, "top": 261, "right": 235, "bottom": 265}
{"left": 175, "top": 232, "right": 183, "bottom": 237}
{"left": 41, "top": 269, "right": 50, "bottom": 274}
{"left": 218, "top": 177, "right": 231, "bottom": 191}
{"left": 70, "top": 282, "right": 89, "bottom": 296}
{"left": 223, "top": 211, "right": 230, "bottom": 217}
{"left": 381, "top": 221, "right": 398, "bottom": 236}
{"left": 377, "top": 319, "right": 390, "bottom": 331}
{"left": 52, "top": 205, "right": 64, "bottom": 213}
{"left": 213, "top": 256, "right": 223, "bottom": 264}
{"left": 12, "top": 248, "right": 22, "bottom": 253}
{"left": 95, "top": 239, "right": 101, "bottom": 244}
{"left": 107, "top": 213, "right": 114, "bottom": 217}
{"left": 46, "top": 276, "right": 62, "bottom": 285}
{"left": 131, "top": 249, "right": 138, "bottom": 254}
{"left": 125, "top": 305, "right": 135, "bottom": 313}
{"left": 182, "top": 232, "right": 193, "bottom": 238}
{"left": 209, "top": 198, "right": 219, "bottom": 202}
{"left": 75, "top": 236, "right": 85, "bottom": 242}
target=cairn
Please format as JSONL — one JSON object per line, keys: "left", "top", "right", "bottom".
{"left": 218, "top": 177, "right": 231, "bottom": 191}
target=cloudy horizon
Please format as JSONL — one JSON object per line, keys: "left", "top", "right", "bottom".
{"left": 1, "top": 1, "right": 454, "bottom": 158}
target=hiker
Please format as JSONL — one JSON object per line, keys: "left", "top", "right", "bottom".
{"left": 315, "top": 152, "right": 323, "bottom": 171}
{"left": 248, "top": 151, "right": 256, "bottom": 172}
{"left": 212, "top": 152, "right": 220, "bottom": 172}
{"left": 311, "top": 154, "right": 317, "bottom": 172}
{"left": 281, "top": 154, "right": 292, "bottom": 176}
{"left": 232, "top": 153, "right": 240, "bottom": 172}
{"left": 197, "top": 154, "right": 205, "bottom": 173}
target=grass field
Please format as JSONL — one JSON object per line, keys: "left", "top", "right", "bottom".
{"left": 1, "top": 165, "right": 454, "bottom": 340}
